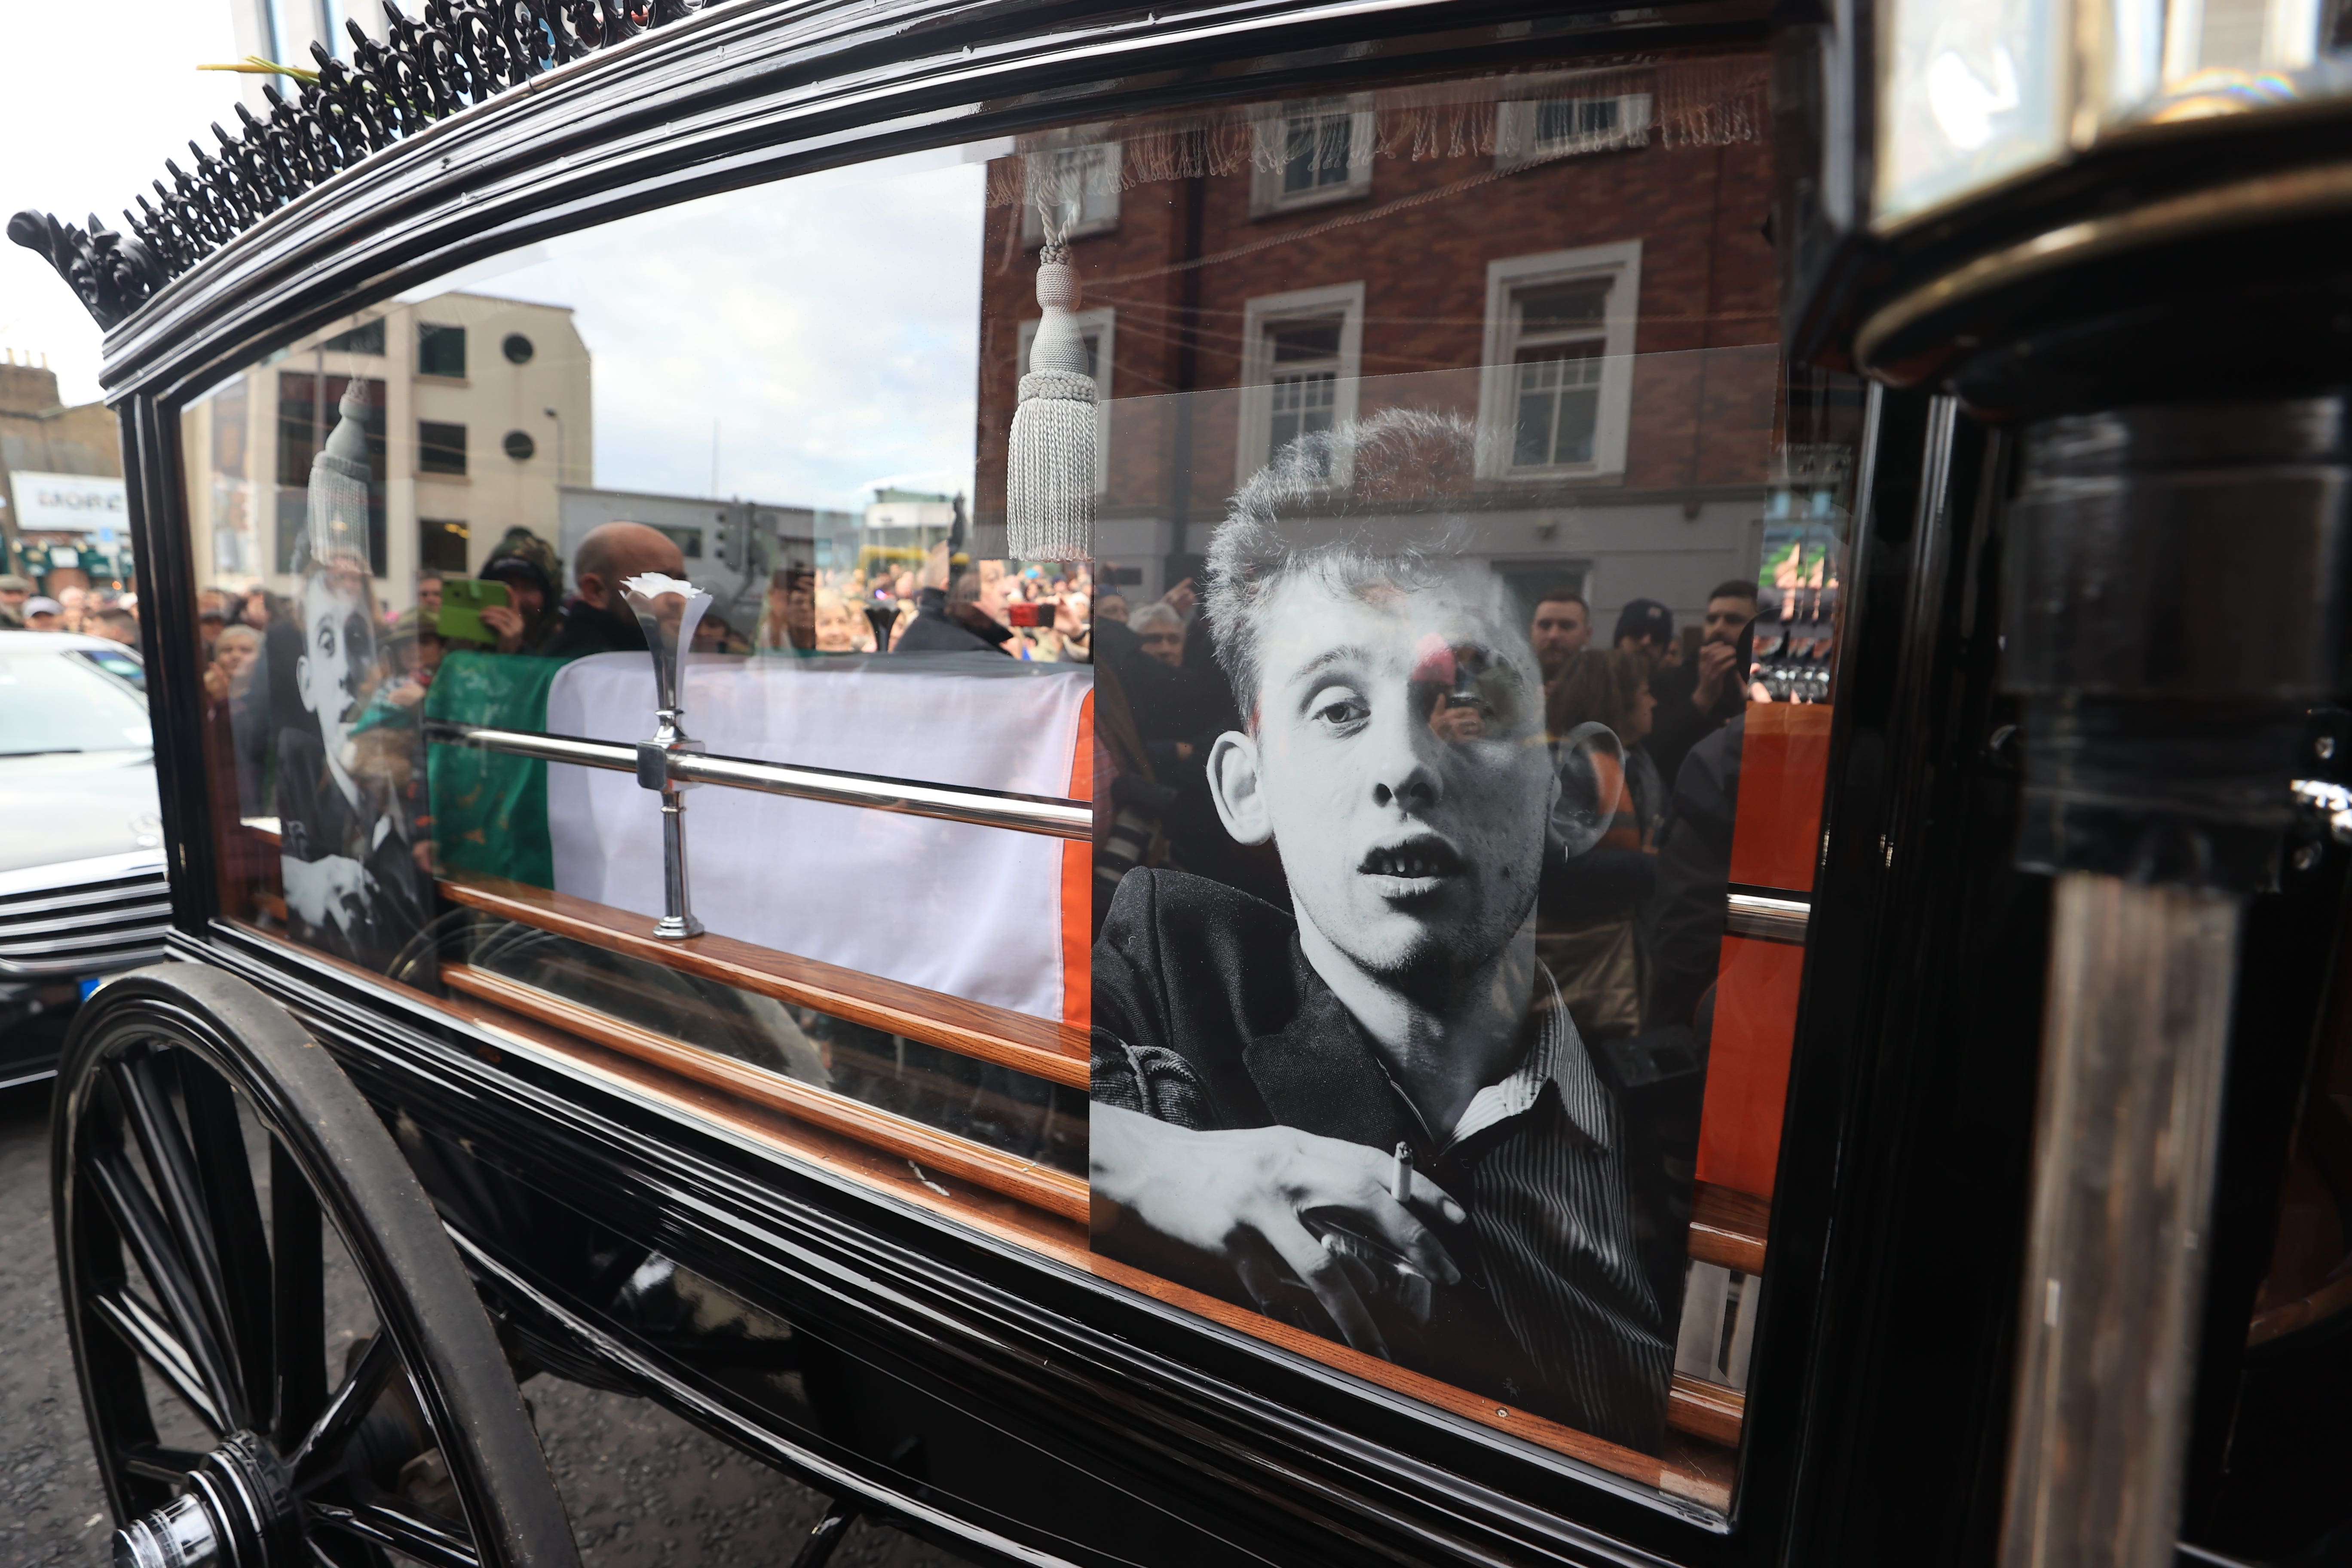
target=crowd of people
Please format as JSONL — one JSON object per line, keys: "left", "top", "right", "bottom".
{"left": 0, "top": 573, "right": 141, "bottom": 643}
{"left": 750, "top": 554, "right": 1102, "bottom": 662}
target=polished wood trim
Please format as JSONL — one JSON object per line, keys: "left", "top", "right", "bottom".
{"left": 238, "top": 913, "right": 1719, "bottom": 1496}
{"left": 1667, "top": 1372, "right": 1744, "bottom": 1446}
{"left": 437, "top": 870, "right": 1087, "bottom": 1088}
{"left": 1075, "top": 1252, "right": 1677, "bottom": 1491}
{"left": 1658, "top": 1430, "right": 1735, "bottom": 1514}
{"left": 2248, "top": 1272, "right": 2352, "bottom": 1346}
{"left": 1687, "top": 1179, "right": 1769, "bottom": 1277}
{"left": 438, "top": 979, "right": 1090, "bottom": 1246}
{"left": 448, "top": 976, "right": 1709, "bottom": 1489}
{"left": 439, "top": 962, "right": 1088, "bottom": 1224}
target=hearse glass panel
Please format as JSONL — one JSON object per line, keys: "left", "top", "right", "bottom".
{"left": 178, "top": 49, "right": 1856, "bottom": 1514}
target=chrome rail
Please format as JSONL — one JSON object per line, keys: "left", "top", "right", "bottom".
{"left": 1725, "top": 891, "right": 1810, "bottom": 944}
{"left": 423, "top": 721, "right": 1093, "bottom": 842}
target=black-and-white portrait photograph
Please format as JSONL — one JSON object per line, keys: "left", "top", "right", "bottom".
{"left": 1090, "top": 411, "right": 1705, "bottom": 1456}
{"left": 276, "top": 384, "right": 429, "bottom": 973}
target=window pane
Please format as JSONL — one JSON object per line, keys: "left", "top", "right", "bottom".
{"left": 1538, "top": 96, "right": 1622, "bottom": 147}
{"left": 1268, "top": 318, "right": 1343, "bottom": 363}
{"left": 322, "top": 318, "right": 385, "bottom": 355}
{"left": 464, "top": 921, "right": 1085, "bottom": 1175}
{"left": 1519, "top": 281, "right": 1609, "bottom": 335}
{"left": 418, "top": 421, "right": 468, "bottom": 476}
{"left": 174, "top": 52, "right": 1863, "bottom": 1511}
{"left": 276, "top": 372, "right": 386, "bottom": 574}
{"left": 420, "top": 518, "right": 469, "bottom": 573}
{"left": 417, "top": 322, "right": 467, "bottom": 378}
{"left": 1513, "top": 349, "right": 1603, "bottom": 467}
{"left": 1283, "top": 104, "right": 1354, "bottom": 193}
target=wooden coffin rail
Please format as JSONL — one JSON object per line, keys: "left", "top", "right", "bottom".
{"left": 1668, "top": 1373, "right": 1744, "bottom": 1448}
{"left": 446, "top": 987, "right": 1715, "bottom": 1495}
{"left": 441, "top": 960, "right": 1089, "bottom": 1224}
{"left": 437, "top": 871, "right": 1088, "bottom": 1089}
{"left": 456, "top": 933, "right": 1748, "bottom": 1458}
{"left": 1663, "top": 1183, "right": 1770, "bottom": 1448}
{"left": 252, "top": 833, "right": 1753, "bottom": 1470}
{"left": 1687, "top": 1181, "right": 1769, "bottom": 1277}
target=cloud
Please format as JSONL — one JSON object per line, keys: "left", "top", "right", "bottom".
{"left": 408, "top": 154, "right": 987, "bottom": 514}
{"left": 1, "top": 8, "right": 990, "bottom": 524}
{"left": 0, "top": 4, "right": 245, "bottom": 404}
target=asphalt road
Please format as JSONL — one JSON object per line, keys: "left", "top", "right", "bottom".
{"left": 0, "top": 1078, "right": 973, "bottom": 1568}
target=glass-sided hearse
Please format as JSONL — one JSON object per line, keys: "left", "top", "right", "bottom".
{"left": 12, "top": 0, "right": 2352, "bottom": 1565}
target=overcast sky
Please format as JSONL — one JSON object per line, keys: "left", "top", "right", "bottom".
{"left": 0, "top": 6, "right": 989, "bottom": 514}
{"left": 405, "top": 155, "right": 986, "bottom": 512}
{"left": 0, "top": 5, "right": 247, "bottom": 404}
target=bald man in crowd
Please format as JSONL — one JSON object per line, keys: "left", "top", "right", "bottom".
{"left": 541, "top": 521, "right": 688, "bottom": 662}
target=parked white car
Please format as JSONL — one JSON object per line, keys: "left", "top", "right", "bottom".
{"left": 0, "top": 628, "right": 170, "bottom": 1086}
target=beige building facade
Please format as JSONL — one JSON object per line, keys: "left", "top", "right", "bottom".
{"left": 180, "top": 291, "right": 592, "bottom": 611}
{"left": 0, "top": 356, "right": 127, "bottom": 592}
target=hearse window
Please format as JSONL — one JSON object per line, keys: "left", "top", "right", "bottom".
{"left": 320, "top": 317, "right": 386, "bottom": 356}
{"left": 418, "top": 420, "right": 469, "bottom": 477}
{"left": 1021, "top": 141, "right": 1122, "bottom": 246}
{"left": 417, "top": 322, "right": 467, "bottom": 379}
{"left": 1252, "top": 95, "right": 1375, "bottom": 213}
{"left": 179, "top": 50, "right": 1855, "bottom": 1518}
{"left": 420, "top": 518, "right": 470, "bottom": 574}
{"left": 1237, "top": 285, "right": 1363, "bottom": 484}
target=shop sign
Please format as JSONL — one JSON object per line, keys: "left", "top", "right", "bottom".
{"left": 12, "top": 471, "right": 128, "bottom": 530}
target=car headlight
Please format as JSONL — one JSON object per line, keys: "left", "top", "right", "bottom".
{"left": 1874, "top": 0, "right": 2345, "bottom": 228}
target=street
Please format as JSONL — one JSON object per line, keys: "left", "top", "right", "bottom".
{"left": 0, "top": 1079, "right": 970, "bottom": 1567}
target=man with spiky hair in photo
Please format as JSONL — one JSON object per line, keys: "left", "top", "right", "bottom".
{"left": 1088, "top": 411, "right": 1675, "bottom": 1454}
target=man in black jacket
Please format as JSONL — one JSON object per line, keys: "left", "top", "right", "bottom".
{"left": 276, "top": 563, "right": 426, "bottom": 971}
{"left": 1645, "top": 578, "right": 1756, "bottom": 792}
{"left": 541, "top": 521, "right": 686, "bottom": 662}
{"left": 1089, "top": 411, "right": 1672, "bottom": 1453}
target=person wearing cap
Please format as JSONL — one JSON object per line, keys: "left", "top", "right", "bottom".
{"left": 0, "top": 573, "right": 31, "bottom": 628}
{"left": 1611, "top": 598, "right": 1678, "bottom": 671}
{"left": 23, "top": 595, "right": 64, "bottom": 632}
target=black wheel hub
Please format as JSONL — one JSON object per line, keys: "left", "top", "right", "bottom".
{"left": 113, "top": 1430, "right": 303, "bottom": 1568}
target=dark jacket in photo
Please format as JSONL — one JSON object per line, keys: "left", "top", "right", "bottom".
{"left": 1091, "top": 868, "right": 1675, "bottom": 1453}
{"left": 1645, "top": 655, "right": 1746, "bottom": 795}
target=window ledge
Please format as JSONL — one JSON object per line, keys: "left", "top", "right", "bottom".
{"left": 1250, "top": 186, "right": 1370, "bottom": 220}
{"left": 1495, "top": 466, "right": 1624, "bottom": 485}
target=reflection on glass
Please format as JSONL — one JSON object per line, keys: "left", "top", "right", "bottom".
{"left": 448, "top": 919, "right": 1085, "bottom": 1177}
{"left": 174, "top": 47, "right": 1865, "bottom": 1505}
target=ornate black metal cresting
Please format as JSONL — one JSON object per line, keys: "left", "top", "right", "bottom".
{"left": 8, "top": 1, "right": 713, "bottom": 329}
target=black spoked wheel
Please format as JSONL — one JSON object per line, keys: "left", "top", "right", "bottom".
{"left": 52, "top": 963, "right": 579, "bottom": 1568}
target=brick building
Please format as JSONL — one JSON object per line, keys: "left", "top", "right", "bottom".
{"left": 972, "top": 49, "right": 1793, "bottom": 634}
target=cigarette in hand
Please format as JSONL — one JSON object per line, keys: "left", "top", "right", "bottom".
{"left": 1391, "top": 1140, "right": 1413, "bottom": 1202}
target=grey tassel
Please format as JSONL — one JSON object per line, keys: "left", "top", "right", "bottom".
{"left": 1006, "top": 243, "right": 1096, "bottom": 561}
{"left": 304, "top": 380, "right": 373, "bottom": 572}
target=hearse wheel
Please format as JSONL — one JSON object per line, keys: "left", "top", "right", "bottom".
{"left": 52, "top": 965, "right": 579, "bottom": 1568}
